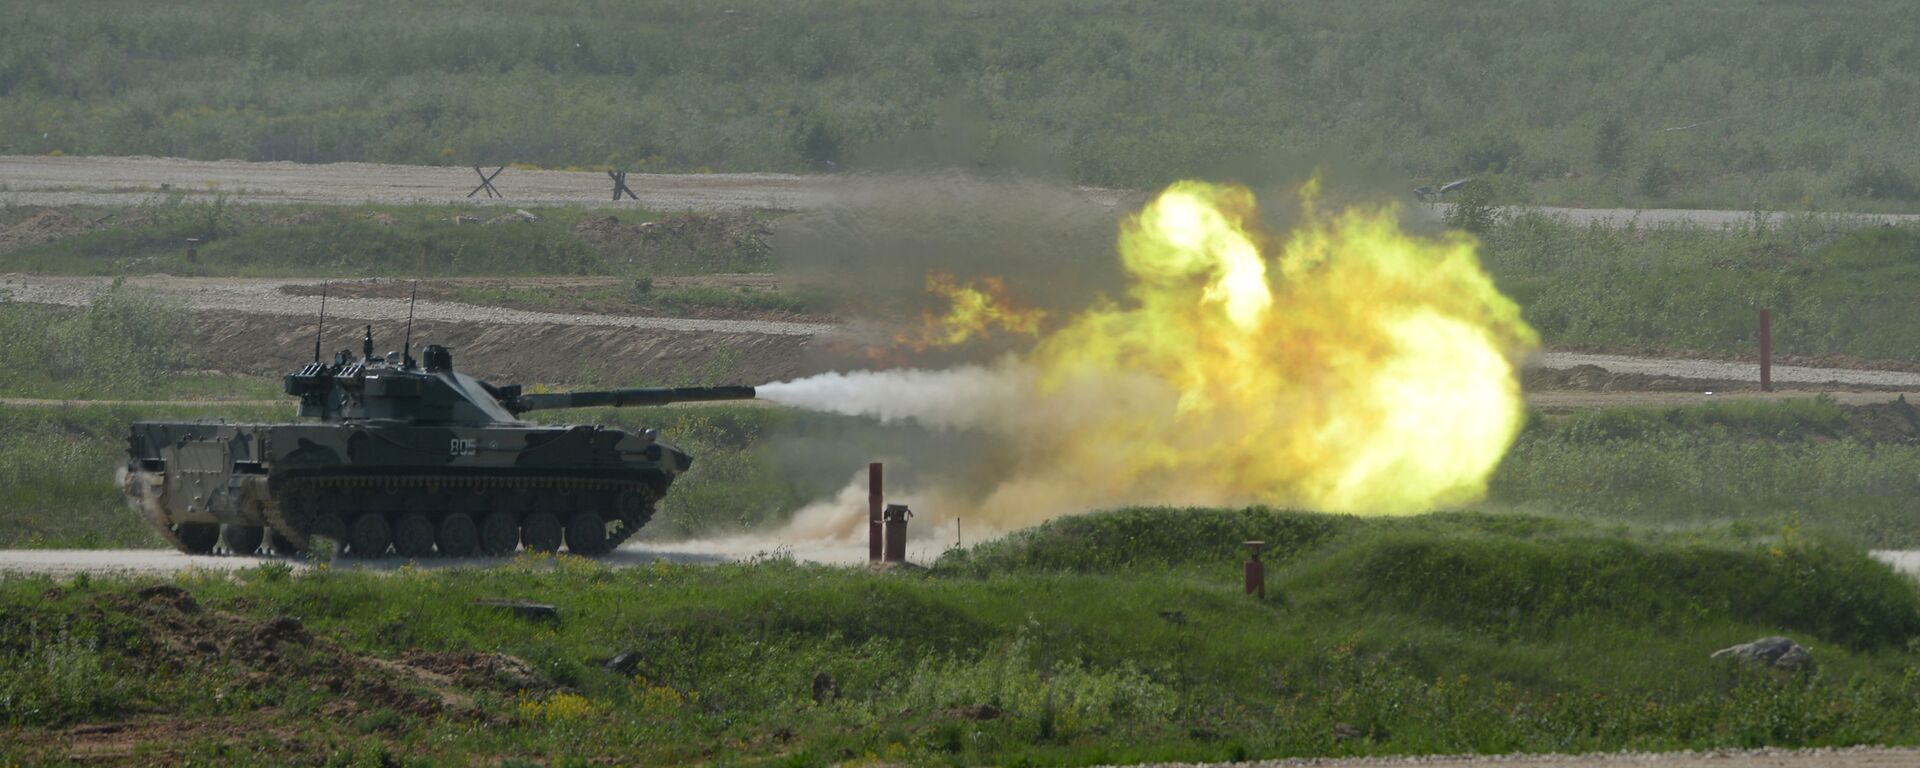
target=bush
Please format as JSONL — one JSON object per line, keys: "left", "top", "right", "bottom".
{"left": 0, "top": 279, "right": 188, "bottom": 396}
{"left": 1595, "top": 115, "right": 1630, "bottom": 171}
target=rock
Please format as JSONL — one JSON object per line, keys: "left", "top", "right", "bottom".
{"left": 452, "top": 215, "right": 481, "bottom": 225}
{"left": 472, "top": 598, "right": 558, "bottom": 622}
{"left": 1333, "top": 722, "right": 1389, "bottom": 742}
{"left": 811, "top": 672, "right": 840, "bottom": 704}
{"left": 1712, "top": 636, "right": 1814, "bottom": 671}
{"left": 950, "top": 703, "right": 1001, "bottom": 720}
{"left": 604, "top": 650, "right": 645, "bottom": 676}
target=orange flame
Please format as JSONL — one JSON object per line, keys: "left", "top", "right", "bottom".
{"left": 892, "top": 271, "right": 1046, "bottom": 352}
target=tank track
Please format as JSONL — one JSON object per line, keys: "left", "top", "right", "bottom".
{"left": 264, "top": 473, "right": 660, "bottom": 558}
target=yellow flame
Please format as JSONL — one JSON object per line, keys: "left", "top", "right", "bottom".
{"left": 1024, "top": 180, "right": 1535, "bottom": 514}
{"left": 895, "top": 271, "right": 1047, "bottom": 351}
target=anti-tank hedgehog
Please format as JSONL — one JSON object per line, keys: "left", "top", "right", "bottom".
{"left": 121, "top": 325, "right": 754, "bottom": 558}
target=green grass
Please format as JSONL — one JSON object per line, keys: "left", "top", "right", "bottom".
{"left": 0, "top": 199, "right": 774, "bottom": 277}
{"left": 1483, "top": 213, "right": 1920, "bottom": 363}
{"left": 15, "top": 397, "right": 1920, "bottom": 552}
{"left": 5, "top": 1, "right": 1920, "bottom": 210}
{"left": 4, "top": 511, "right": 1920, "bottom": 765}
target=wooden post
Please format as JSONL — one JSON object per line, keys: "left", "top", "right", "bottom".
{"left": 1759, "top": 308, "right": 1773, "bottom": 392}
{"left": 868, "top": 462, "right": 883, "bottom": 562}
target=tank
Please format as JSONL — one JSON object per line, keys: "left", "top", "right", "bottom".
{"left": 121, "top": 325, "right": 755, "bottom": 558}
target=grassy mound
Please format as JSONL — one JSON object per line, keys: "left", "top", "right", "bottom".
{"left": 946, "top": 508, "right": 1920, "bottom": 651}
{"left": 7, "top": 509, "right": 1920, "bottom": 765}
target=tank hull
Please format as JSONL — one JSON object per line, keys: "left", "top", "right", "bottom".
{"left": 124, "top": 420, "right": 689, "bottom": 557}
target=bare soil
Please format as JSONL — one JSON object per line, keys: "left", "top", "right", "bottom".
{"left": 192, "top": 312, "right": 813, "bottom": 387}
{"left": 276, "top": 273, "right": 825, "bottom": 324}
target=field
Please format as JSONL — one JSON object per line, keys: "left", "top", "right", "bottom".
{"left": 7, "top": 508, "right": 1920, "bottom": 766}
{"left": 5, "top": 1, "right": 1920, "bottom": 210}
{"left": 11, "top": 6, "right": 1920, "bottom": 760}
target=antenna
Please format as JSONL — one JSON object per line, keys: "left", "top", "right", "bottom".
{"left": 401, "top": 280, "right": 418, "bottom": 368}
{"left": 312, "top": 282, "right": 329, "bottom": 363}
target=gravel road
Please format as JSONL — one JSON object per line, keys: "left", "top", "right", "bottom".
{"left": 1118, "top": 747, "right": 1920, "bottom": 768}
{"left": 9, "top": 274, "right": 1916, "bottom": 387}
{"left": 6, "top": 155, "right": 1915, "bottom": 227}
{"left": 1536, "top": 352, "right": 1920, "bottom": 389}
{"left": 0, "top": 154, "right": 846, "bottom": 211}
{"left": 0, "top": 273, "right": 834, "bottom": 337}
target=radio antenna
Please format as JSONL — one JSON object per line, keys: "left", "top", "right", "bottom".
{"left": 312, "top": 282, "right": 329, "bottom": 363}
{"left": 401, "top": 280, "right": 418, "bottom": 368}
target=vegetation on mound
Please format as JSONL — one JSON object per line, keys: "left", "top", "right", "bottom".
{"left": 4, "top": 512, "right": 1920, "bottom": 765}
{"left": 0, "top": 200, "right": 774, "bottom": 277}
{"left": 0, "top": 280, "right": 274, "bottom": 400}
{"left": 6, "top": 1, "right": 1920, "bottom": 210}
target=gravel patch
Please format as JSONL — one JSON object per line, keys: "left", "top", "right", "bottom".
{"left": 1114, "top": 746, "right": 1920, "bottom": 768}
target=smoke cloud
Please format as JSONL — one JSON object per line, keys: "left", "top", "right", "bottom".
{"left": 748, "top": 177, "right": 1535, "bottom": 544}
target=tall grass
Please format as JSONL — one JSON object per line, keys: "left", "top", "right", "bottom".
{"left": 4, "top": 1, "right": 1919, "bottom": 209}
{"left": 0, "top": 279, "right": 200, "bottom": 398}
{"left": 1483, "top": 213, "right": 1920, "bottom": 362}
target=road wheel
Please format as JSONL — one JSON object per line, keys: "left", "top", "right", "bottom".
{"left": 348, "top": 513, "right": 392, "bottom": 558}
{"left": 308, "top": 512, "right": 348, "bottom": 552}
{"left": 438, "top": 513, "right": 479, "bottom": 558}
{"left": 392, "top": 512, "right": 435, "bottom": 558}
{"left": 174, "top": 523, "right": 219, "bottom": 555}
{"left": 565, "top": 511, "right": 611, "bottom": 556}
{"left": 268, "top": 528, "right": 303, "bottom": 555}
{"left": 221, "top": 524, "right": 265, "bottom": 555}
{"left": 521, "top": 512, "right": 563, "bottom": 553}
{"left": 478, "top": 511, "right": 519, "bottom": 556}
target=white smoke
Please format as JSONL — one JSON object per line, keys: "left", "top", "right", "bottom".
{"left": 755, "top": 360, "right": 1036, "bottom": 431}
{"left": 754, "top": 360, "right": 1202, "bottom": 541}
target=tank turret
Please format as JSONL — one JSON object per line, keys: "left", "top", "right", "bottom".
{"left": 282, "top": 332, "right": 754, "bottom": 426}
{"left": 124, "top": 325, "right": 757, "bottom": 560}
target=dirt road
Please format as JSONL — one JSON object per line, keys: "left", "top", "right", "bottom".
{"left": 1133, "top": 747, "right": 1920, "bottom": 768}
{"left": 0, "top": 273, "right": 832, "bottom": 337}
{"left": 12, "top": 273, "right": 1920, "bottom": 392}
{"left": 6, "top": 155, "right": 1915, "bottom": 226}
{"left": 0, "top": 154, "right": 849, "bottom": 211}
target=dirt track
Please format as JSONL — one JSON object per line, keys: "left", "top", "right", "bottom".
{"left": 12, "top": 273, "right": 1920, "bottom": 393}
{"left": 1, "top": 274, "right": 831, "bottom": 337}
{"left": 7, "top": 155, "right": 1917, "bottom": 227}
{"left": 1138, "top": 747, "right": 1920, "bottom": 768}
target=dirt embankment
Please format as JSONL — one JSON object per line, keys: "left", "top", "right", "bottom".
{"left": 193, "top": 313, "right": 812, "bottom": 387}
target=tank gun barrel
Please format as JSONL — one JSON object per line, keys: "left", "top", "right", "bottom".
{"left": 506, "top": 385, "right": 756, "bottom": 413}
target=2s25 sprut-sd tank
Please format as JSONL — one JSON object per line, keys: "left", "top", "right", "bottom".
{"left": 121, "top": 326, "right": 755, "bottom": 558}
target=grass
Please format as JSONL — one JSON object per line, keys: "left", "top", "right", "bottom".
{"left": 16, "top": 397, "right": 1920, "bottom": 552}
{"left": 5, "top": 1, "right": 1920, "bottom": 210}
{"left": 1481, "top": 212, "right": 1920, "bottom": 363}
{"left": 4, "top": 510, "right": 1920, "bottom": 765}
{"left": 0, "top": 199, "right": 774, "bottom": 277}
